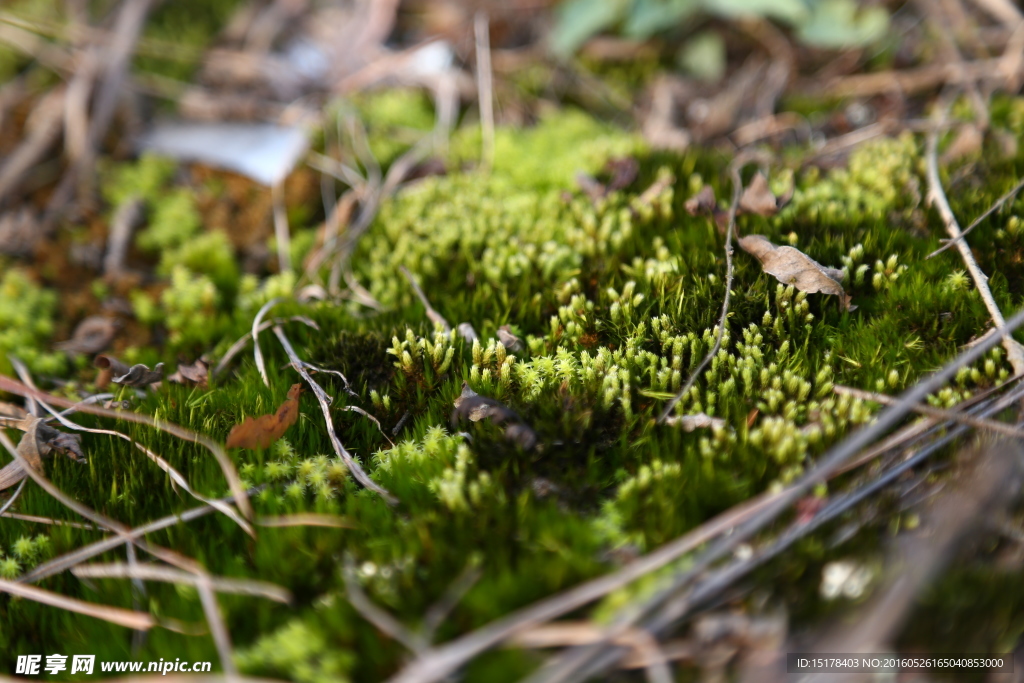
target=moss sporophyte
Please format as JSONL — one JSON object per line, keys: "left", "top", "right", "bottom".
{"left": 4, "top": 101, "right": 1024, "bottom": 681}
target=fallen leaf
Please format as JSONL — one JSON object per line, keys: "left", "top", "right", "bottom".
{"left": 451, "top": 383, "right": 538, "bottom": 450}
{"left": 54, "top": 317, "right": 119, "bottom": 355}
{"left": 112, "top": 363, "right": 165, "bottom": 388}
{"left": 738, "top": 234, "right": 854, "bottom": 310}
{"left": 684, "top": 185, "right": 718, "bottom": 216}
{"left": 168, "top": 359, "right": 209, "bottom": 389}
{"left": 497, "top": 326, "right": 524, "bottom": 352}
{"left": 226, "top": 384, "right": 302, "bottom": 450}
{"left": 664, "top": 412, "right": 725, "bottom": 432}
{"left": 95, "top": 355, "right": 131, "bottom": 390}
{"left": 738, "top": 172, "right": 792, "bottom": 217}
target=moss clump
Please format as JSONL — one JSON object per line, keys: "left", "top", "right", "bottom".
{"left": 158, "top": 229, "right": 239, "bottom": 294}
{"left": 0, "top": 268, "right": 64, "bottom": 375}
{"left": 785, "top": 132, "right": 920, "bottom": 223}
{"left": 451, "top": 108, "right": 643, "bottom": 191}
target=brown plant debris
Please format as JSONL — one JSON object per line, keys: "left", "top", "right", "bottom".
{"left": 226, "top": 383, "right": 302, "bottom": 450}
{"left": 738, "top": 234, "right": 854, "bottom": 310}
{"left": 738, "top": 172, "right": 792, "bottom": 217}
{"left": 451, "top": 382, "right": 538, "bottom": 450}
{"left": 497, "top": 325, "right": 524, "bottom": 352}
{"left": 168, "top": 358, "right": 210, "bottom": 389}
{"left": 112, "top": 362, "right": 165, "bottom": 388}
{"left": 54, "top": 316, "right": 119, "bottom": 355}
{"left": 0, "top": 416, "right": 84, "bottom": 492}
{"left": 94, "top": 354, "right": 130, "bottom": 390}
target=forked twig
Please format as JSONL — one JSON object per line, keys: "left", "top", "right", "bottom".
{"left": 925, "top": 104, "right": 1024, "bottom": 375}
{"left": 9, "top": 357, "right": 251, "bottom": 534}
{"left": 271, "top": 326, "right": 397, "bottom": 505}
{"left": 927, "top": 175, "right": 1024, "bottom": 258}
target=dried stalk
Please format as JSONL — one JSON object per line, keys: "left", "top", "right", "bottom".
{"left": 72, "top": 563, "right": 291, "bottom": 603}
{"left": 0, "top": 375, "right": 253, "bottom": 521}
{"left": 925, "top": 109, "right": 1024, "bottom": 375}
{"left": 21, "top": 488, "right": 263, "bottom": 584}
{"left": 833, "top": 384, "right": 1024, "bottom": 438}
{"left": 0, "top": 578, "right": 156, "bottom": 630}
{"left": 212, "top": 315, "right": 319, "bottom": 378}
{"left": 252, "top": 298, "right": 284, "bottom": 387}
{"left": 271, "top": 325, "right": 397, "bottom": 505}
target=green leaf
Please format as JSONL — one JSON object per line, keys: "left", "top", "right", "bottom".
{"left": 704, "top": 0, "right": 810, "bottom": 24}
{"left": 796, "top": 0, "right": 889, "bottom": 48}
{"left": 623, "top": 0, "right": 700, "bottom": 39}
{"left": 677, "top": 30, "right": 726, "bottom": 82}
{"left": 551, "top": 0, "right": 630, "bottom": 57}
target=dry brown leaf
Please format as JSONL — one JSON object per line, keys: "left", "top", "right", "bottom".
{"left": 168, "top": 358, "right": 209, "bottom": 389}
{"left": 684, "top": 185, "right": 718, "bottom": 216}
{"left": 113, "top": 362, "right": 164, "bottom": 388}
{"left": 94, "top": 354, "right": 131, "bottom": 390}
{"left": 738, "top": 172, "right": 792, "bottom": 217}
{"left": 665, "top": 413, "right": 726, "bottom": 432}
{"left": 54, "top": 316, "right": 119, "bottom": 355}
{"left": 451, "top": 383, "right": 538, "bottom": 450}
{"left": 739, "top": 234, "right": 854, "bottom": 310}
{"left": 497, "top": 326, "right": 524, "bottom": 352}
{"left": 226, "top": 383, "right": 302, "bottom": 450}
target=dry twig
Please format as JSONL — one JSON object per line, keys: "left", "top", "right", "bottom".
{"left": 925, "top": 105, "right": 1024, "bottom": 375}
{"left": 271, "top": 325, "right": 397, "bottom": 505}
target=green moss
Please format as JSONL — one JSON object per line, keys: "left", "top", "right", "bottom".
{"left": 159, "top": 229, "right": 239, "bottom": 293}
{"left": 0, "top": 268, "right": 64, "bottom": 375}
{"left": 161, "top": 265, "right": 226, "bottom": 346}
{"left": 138, "top": 187, "right": 202, "bottom": 252}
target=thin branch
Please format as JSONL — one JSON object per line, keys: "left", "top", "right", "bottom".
{"left": 927, "top": 175, "right": 1024, "bottom": 258}
{"left": 925, "top": 105, "right": 1024, "bottom": 375}
{"left": 271, "top": 326, "right": 398, "bottom": 505}
{"left": 400, "top": 266, "right": 451, "bottom": 332}
{"left": 271, "top": 181, "right": 292, "bottom": 274}
{"left": 658, "top": 153, "right": 758, "bottom": 422}
{"left": 256, "top": 514, "right": 354, "bottom": 528}
{"left": 474, "top": 11, "right": 495, "bottom": 170}
{"left": 833, "top": 384, "right": 1024, "bottom": 438}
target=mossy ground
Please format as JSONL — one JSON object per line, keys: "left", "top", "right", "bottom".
{"left": 4, "top": 92, "right": 1024, "bottom": 681}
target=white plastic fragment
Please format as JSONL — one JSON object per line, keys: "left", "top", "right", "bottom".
{"left": 138, "top": 122, "right": 310, "bottom": 186}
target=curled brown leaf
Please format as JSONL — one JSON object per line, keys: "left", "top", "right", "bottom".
{"left": 226, "top": 383, "right": 302, "bottom": 450}
{"left": 451, "top": 383, "right": 538, "bottom": 450}
{"left": 112, "top": 363, "right": 164, "bottom": 388}
{"left": 169, "top": 358, "right": 209, "bottom": 389}
{"left": 738, "top": 234, "right": 854, "bottom": 310}
{"left": 54, "top": 316, "right": 119, "bottom": 355}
